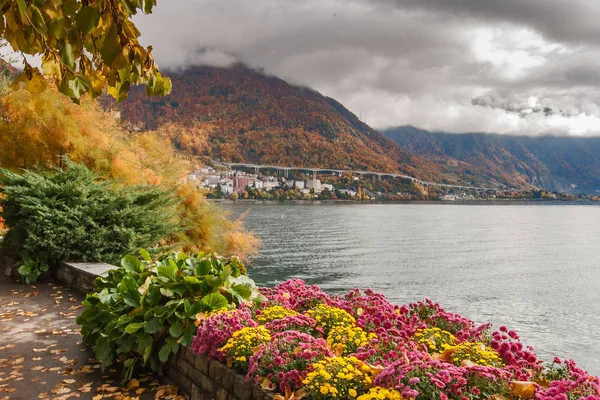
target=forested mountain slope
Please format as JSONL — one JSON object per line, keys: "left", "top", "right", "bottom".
{"left": 116, "top": 65, "right": 441, "bottom": 180}
{"left": 384, "top": 126, "right": 600, "bottom": 194}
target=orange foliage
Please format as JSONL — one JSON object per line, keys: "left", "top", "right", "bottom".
{"left": 116, "top": 65, "right": 442, "bottom": 181}
{"left": 0, "top": 88, "right": 259, "bottom": 259}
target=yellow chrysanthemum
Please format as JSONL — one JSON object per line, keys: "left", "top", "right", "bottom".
{"left": 255, "top": 305, "right": 298, "bottom": 324}
{"left": 305, "top": 304, "right": 356, "bottom": 335}
{"left": 446, "top": 341, "right": 504, "bottom": 367}
{"left": 219, "top": 326, "right": 271, "bottom": 368}
{"left": 412, "top": 327, "right": 457, "bottom": 354}
{"left": 303, "top": 356, "right": 372, "bottom": 400}
{"left": 327, "top": 325, "right": 376, "bottom": 356}
{"left": 357, "top": 387, "right": 404, "bottom": 400}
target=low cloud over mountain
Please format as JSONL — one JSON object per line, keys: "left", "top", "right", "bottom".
{"left": 134, "top": 0, "right": 600, "bottom": 136}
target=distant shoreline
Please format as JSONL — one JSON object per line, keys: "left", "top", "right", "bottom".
{"left": 208, "top": 199, "right": 599, "bottom": 206}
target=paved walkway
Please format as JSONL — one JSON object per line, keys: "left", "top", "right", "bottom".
{"left": 0, "top": 276, "right": 183, "bottom": 400}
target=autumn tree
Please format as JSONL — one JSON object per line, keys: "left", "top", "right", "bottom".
{"left": 159, "top": 122, "right": 210, "bottom": 161}
{"left": 1, "top": 0, "right": 170, "bottom": 102}
{"left": 0, "top": 87, "right": 260, "bottom": 259}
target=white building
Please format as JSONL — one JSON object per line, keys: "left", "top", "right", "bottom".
{"left": 221, "top": 185, "right": 234, "bottom": 195}
{"left": 206, "top": 175, "right": 220, "bottom": 185}
{"left": 263, "top": 180, "right": 279, "bottom": 190}
{"left": 307, "top": 179, "right": 321, "bottom": 191}
{"left": 254, "top": 181, "right": 264, "bottom": 189}
{"left": 295, "top": 181, "right": 305, "bottom": 190}
{"left": 322, "top": 183, "right": 334, "bottom": 192}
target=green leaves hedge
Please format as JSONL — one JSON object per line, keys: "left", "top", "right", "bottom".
{"left": 77, "top": 251, "right": 264, "bottom": 382}
{"left": 0, "top": 161, "right": 180, "bottom": 283}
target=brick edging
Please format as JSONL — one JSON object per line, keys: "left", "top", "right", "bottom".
{"left": 163, "top": 347, "right": 275, "bottom": 400}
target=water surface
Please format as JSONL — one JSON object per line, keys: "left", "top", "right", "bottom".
{"left": 224, "top": 202, "right": 600, "bottom": 374}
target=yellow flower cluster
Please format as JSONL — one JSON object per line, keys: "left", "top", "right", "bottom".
{"left": 255, "top": 305, "right": 298, "bottom": 324}
{"left": 302, "top": 356, "right": 373, "bottom": 400}
{"left": 327, "top": 325, "right": 377, "bottom": 356}
{"left": 305, "top": 304, "right": 356, "bottom": 335}
{"left": 413, "top": 327, "right": 457, "bottom": 354}
{"left": 219, "top": 326, "right": 271, "bottom": 368}
{"left": 356, "top": 387, "right": 404, "bottom": 400}
{"left": 446, "top": 342, "right": 504, "bottom": 367}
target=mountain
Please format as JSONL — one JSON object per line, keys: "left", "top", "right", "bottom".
{"left": 383, "top": 126, "right": 600, "bottom": 194}
{"left": 116, "top": 65, "right": 442, "bottom": 180}
{"left": 0, "top": 59, "right": 18, "bottom": 77}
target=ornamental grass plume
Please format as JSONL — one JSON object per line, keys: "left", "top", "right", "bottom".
{"left": 302, "top": 356, "right": 374, "bottom": 400}
{"left": 191, "top": 309, "right": 257, "bottom": 362}
{"left": 246, "top": 331, "right": 333, "bottom": 393}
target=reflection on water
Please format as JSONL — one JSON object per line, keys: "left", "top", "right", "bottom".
{"left": 223, "top": 202, "right": 600, "bottom": 375}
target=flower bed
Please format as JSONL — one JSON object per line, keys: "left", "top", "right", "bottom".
{"left": 191, "top": 279, "right": 600, "bottom": 400}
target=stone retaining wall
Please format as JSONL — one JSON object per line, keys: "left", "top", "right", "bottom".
{"left": 55, "top": 261, "right": 114, "bottom": 293}
{"left": 0, "top": 252, "right": 16, "bottom": 278}
{"left": 163, "top": 347, "right": 274, "bottom": 400}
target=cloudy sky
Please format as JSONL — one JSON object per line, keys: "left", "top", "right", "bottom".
{"left": 134, "top": 0, "right": 600, "bottom": 136}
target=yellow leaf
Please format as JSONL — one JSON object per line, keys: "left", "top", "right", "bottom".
{"left": 41, "top": 53, "right": 62, "bottom": 80}
{"left": 11, "top": 68, "right": 48, "bottom": 94}
{"left": 367, "top": 363, "right": 385, "bottom": 377}
{"left": 125, "top": 378, "right": 139, "bottom": 390}
{"left": 509, "top": 381, "right": 536, "bottom": 399}
{"left": 260, "top": 378, "right": 275, "bottom": 391}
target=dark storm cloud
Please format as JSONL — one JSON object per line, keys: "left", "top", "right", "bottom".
{"left": 378, "top": 0, "right": 600, "bottom": 46}
{"left": 134, "top": 0, "right": 600, "bottom": 135}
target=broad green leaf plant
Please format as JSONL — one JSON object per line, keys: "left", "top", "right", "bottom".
{"left": 77, "top": 250, "right": 265, "bottom": 382}
{"left": 1, "top": 0, "right": 171, "bottom": 102}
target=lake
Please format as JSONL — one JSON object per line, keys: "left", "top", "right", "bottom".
{"left": 223, "top": 202, "right": 600, "bottom": 375}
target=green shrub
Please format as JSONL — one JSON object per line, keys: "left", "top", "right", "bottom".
{"left": 76, "top": 251, "right": 264, "bottom": 381}
{"left": 0, "top": 161, "right": 180, "bottom": 282}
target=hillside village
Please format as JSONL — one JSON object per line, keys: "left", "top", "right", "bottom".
{"left": 187, "top": 164, "right": 595, "bottom": 202}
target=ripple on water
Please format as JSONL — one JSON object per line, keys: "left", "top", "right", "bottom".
{"left": 224, "top": 203, "right": 600, "bottom": 375}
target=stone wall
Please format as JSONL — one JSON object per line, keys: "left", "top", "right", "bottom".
{"left": 0, "top": 252, "right": 16, "bottom": 278}
{"left": 163, "top": 347, "right": 274, "bottom": 400}
{"left": 56, "top": 261, "right": 114, "bottom": 293}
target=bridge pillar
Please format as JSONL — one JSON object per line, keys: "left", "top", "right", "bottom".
{"left": 254, "top": 167, "right": 259, "bottom": 174}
